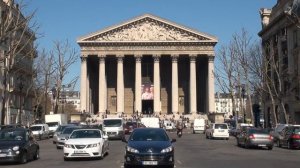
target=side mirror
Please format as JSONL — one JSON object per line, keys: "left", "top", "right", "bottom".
{"left": 103, "top": 135, "right": 108, "bottom": 139}
{"left": 171, "top": 138, "right": 176, "bottom": 143}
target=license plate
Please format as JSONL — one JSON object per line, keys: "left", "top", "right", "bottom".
{"left": 142, "top": 161, "right": 158, "bottom": 165}
{"left": 219, "top": 130, "right": 225, "bottom": 132}
{"left": 258, "top": 144, "right": 266, "bottom": 147}
{"left": 74, "top": 150, "right": 85, "bottom": 153}
{"left": 0, "top": 154, "right": 7, "bottom": 157}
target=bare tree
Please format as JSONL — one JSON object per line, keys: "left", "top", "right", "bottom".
{"left": 50, "top": 41, "right": 78, "bottom": 114}
{"left": 0, "top": 0, "right": 39, "bottom": 125}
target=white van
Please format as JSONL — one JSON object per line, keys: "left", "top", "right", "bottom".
{"left": 102, "top": 118, "right": 124, "bottom": 140}
{"left": 141, "top": 117, "right": 160, "bottom": 128}
{"left": 193, "top": 118, "right": 206, "bottom": 134}
{"left": 30, "top": 124, "right": 50, "bottom": 140}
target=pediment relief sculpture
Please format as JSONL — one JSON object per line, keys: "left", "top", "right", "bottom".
{"left": 94, "top": 20, "right": 205, "bottom": 42}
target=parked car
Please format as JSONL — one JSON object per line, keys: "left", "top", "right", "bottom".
{"left": 0, "top": 127, "right": 39, "bottom": 164}
{"left": 30, "top": 124, "right": 50, "bottom": 140}
{"left": 56, "top": 126, "right": 82, "bottom": 149}
{"left": 193, "top": 118, "right": 206, "bottom": 134}
{"left": 277, "top": 125, "right": 300, "bottom": 149}
{"left": 236, "top": 128, "right": 273, "bottom": 150}
{"left": 122, "top": 128, "right": 176, "bottom": 168}
{"left": 205, "top": 123, "right": 229, "bottom": 140}
{"left": 0, "top": 124, "right": 24, "bottom": 130}
{"left": 63, "top": 129, "right": 109, "bottom": 161}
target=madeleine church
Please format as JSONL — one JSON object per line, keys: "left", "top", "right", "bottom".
{"left": 77, "top": 14, "right": 218, "bottom": 116}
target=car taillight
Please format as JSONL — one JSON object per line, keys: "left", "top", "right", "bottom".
{"left": 291, "top": 134, "right": 300, "bottom": 139}
{"left": 249, "top": 134, "right": 255, "bottom": 139}
{"left": 269, "top": 135, "right": 273, "bottom": 140}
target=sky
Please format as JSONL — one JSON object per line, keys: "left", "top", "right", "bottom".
{"left": 26, "top": 0, "right": 277, "bottom": 91}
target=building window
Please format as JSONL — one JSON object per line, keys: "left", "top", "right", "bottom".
{"left": 111, "top": 96, "right": 116, "bottom": 106}
{"left": 293, "top": 30, "right": 298, "bottom": 48}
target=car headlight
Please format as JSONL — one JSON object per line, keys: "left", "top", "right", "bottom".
{"left": 126, "top": 146, "right": 139, "bottom": 153}
{"left": 12, "top": 146, "right": 19, "bottom": 151}
{"left": 161, "top": 146, "right": 173, "bottom": 153}
{"left": 64, "top": 144, "right": 72, "bottom": 148}
{"left": 87, "top": 143, "right": 99, "bottom": 148}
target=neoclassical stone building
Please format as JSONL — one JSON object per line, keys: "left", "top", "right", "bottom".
{"left": 77, "top": 14, "right": 218, "bottom": 116}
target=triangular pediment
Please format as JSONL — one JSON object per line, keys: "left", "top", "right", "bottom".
{"left": 78, "top": 14, "right": 218, "bottom": 43}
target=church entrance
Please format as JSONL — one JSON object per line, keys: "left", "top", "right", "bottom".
{"left": 142, "top": 100, "right": 153, "bottom": 115}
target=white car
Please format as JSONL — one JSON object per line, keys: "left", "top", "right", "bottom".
{"left": 63, "top": 129, "right": 109, "bottom": 161}
{"left": 205, "top": 123, "right": 229, "bottom": 140}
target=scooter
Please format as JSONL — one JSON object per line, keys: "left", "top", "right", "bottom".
{"left": 177, "top": 129, "right": 182, "bottom": 138}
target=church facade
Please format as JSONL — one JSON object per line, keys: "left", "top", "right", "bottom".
{"left": 77, "top": 14, "right": 218, "bottom": 116}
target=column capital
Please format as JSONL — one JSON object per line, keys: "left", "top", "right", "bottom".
{"left": 117, "top": 55, "right": 124, "bottom": 62}
{"left": 80, "top": 56, "right": 87, "bottom": 62}
{"left": 135, "top": 55, "right": 142, "bottom": 62}
{"left": 153, "top": 54, "right": 160, "bottom": 62}
{"left": 189, "top": 55, "right": 197, "bottom": 62}
{"left": 208, "top": 55, "right": 215, "bottom": 62}
{"left": 171, "top": 54, "right": 179, "bottom": 63}
{"left": 99, "top": 56, "right": 105, "bottom": 62}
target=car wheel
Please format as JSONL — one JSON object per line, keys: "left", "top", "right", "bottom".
{"left": 277, "top": 140, "right": 281, "bottom": 147}
{"left": 19, "top": 152, "right": 27, "bottom": 164}
{"left": 267, "top": 146, "right": 273, "bottom": 150}
{"left": 288, "top": 141, "right": 293, "bottom": 149}
{"left": 237, "top": 139, "right": 241, "bottom": 147}
{"left": 99, "top": 146, "right": 104, "bottom": 160}
{"left": 206, "top": 134, "right": 209, "bottom": 139}
{"left": 64, "top": 157, "right": 69, "bottom": 161}
{"left": 33, "top": 148, "right": 39, "bottom": 160}
{"left": 245, "top": 141, "right": 249, "bottom": 149}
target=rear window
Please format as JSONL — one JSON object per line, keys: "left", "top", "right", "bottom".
{"left": 214, "top": 124, "right": 228, "bottom": 129}
{"left": 46, "top": 122, "right": 59, "bottom": 127}
{"left": 248, "top": 129, "right": 269, "bottom": 134}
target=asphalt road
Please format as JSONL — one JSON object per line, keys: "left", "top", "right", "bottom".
{"left": 2, "top": 130, "right": 300, "bottom": 168}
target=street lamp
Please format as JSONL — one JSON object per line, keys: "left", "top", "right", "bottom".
{"left": 18, "top": 77, "right": 24, "bottom": 125}
{"left": 241, "top": 85, "right": 246, "bottom": 123}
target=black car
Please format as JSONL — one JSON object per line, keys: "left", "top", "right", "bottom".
{"left": 0, "top": 128, "right": 39, "bottom": 164}
{"left": 123, "top": 128, "right": 176, "bottom": 168}
{"left": 277, "top": 125, "right": 300, "bottom": 149}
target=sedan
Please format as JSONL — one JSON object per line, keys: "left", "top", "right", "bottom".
{"left": 56, "top": 126, "right": 82, "bottom": 149}
{"left": 277, "top": 125, "right": 300, "bottom": 149}
{"left": 0, "top": 128, "right": 39, "bottom": 164}
{"left": 123, "top": 128, "right": 176, "bottom": 168}
{"left": 236, "top": 128, "right": 273, "bottom": 150}
{"left": 63, "top": 129, "right": 109, "bottom": 161}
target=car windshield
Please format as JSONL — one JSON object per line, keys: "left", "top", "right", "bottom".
{"left": 103, "top": 119, "right": 122, "bottom": 127}
{"left": 69, "top": 130, "right": 101, "bottom": 139}
{"left": 215, "top": 124, "right": 228, "bottom": 129}
{"left": 56, "top": 125, "right": 68, "bottom": 132}
{"left": 30, "top": 126, "right": 42, "bottom": 131}
{"left": 46, "top": 122, "right": 59, "bottom": 127}
{"left": 62, "top": 127, "right": 79, "bottom": 134}
{"left": 0, "top": 130, "right": 25, "bottom": 141}
{"left": 129, "top": 129, "right": 169, "bottom": 141}
{"left": 248, "top": 129, "right": 269, "bottom": 134}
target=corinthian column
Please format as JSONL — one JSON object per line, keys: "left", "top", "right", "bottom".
{"left": 98, "top": 56, "right": 106, "bottom": 113}
{"left": 208, "top": 55, "right": 215, "bottom": 113}
{"left": 80, "top": 56, "right": 87, "bottom": 112}
{"left": 135, "top": 55, "right": 142, "bottom": 114}
{"left": 189, "top": 55, "right": 197, "bottom": 114}
{"left": 153, "top": 55, "right": 161, "bottom": 114}
{"left": 172, "top": 55, "right": 179, "bottom": 114}
{"left": 117, "top": 55, "right": 124, "bottom": 114}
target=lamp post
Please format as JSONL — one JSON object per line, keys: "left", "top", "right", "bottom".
{"left": 18, "top": 78, "right": 24, "bottom": 125}
{"left": 241, "top": 85, "right": 246, "bottom": 123}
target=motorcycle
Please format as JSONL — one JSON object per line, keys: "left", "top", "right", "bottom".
{"left": 177, "top": 129, "right": 183, "bottom": 138}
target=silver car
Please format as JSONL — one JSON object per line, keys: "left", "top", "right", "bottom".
{"left": 56, "top": 126, "right": 81, "bottom": 149}
{"left": 236, "top": 128, "right": 273, "bottom": 150}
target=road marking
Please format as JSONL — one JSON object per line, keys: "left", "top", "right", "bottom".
{"left": 177, "top": 160, "right": 183, "bottom": 164}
